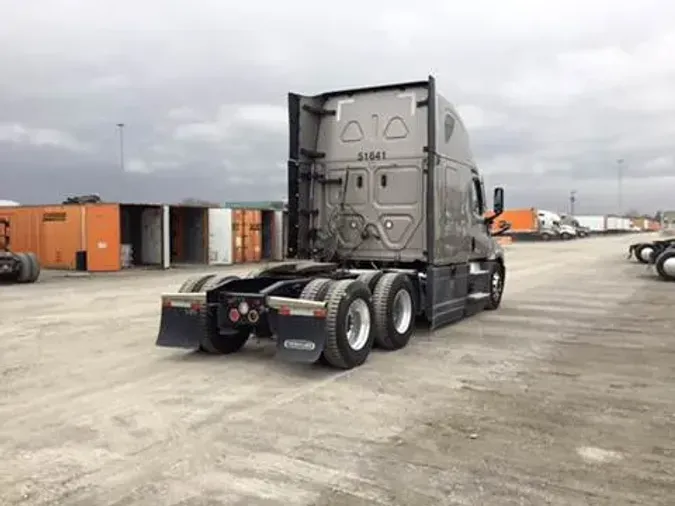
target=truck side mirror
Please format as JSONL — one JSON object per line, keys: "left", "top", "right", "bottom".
{"left": 493, "top": 187, "right": 504, "bottom": 216}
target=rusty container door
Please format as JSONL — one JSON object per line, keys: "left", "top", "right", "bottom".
{"left": 86, "top": 204, "right": 121, "bottom": 271}
{"left": 231, "top": 209, "right": 245, "bottom": 264}
{"left": 245, "top": 210, "right": 262, "bottom": 262}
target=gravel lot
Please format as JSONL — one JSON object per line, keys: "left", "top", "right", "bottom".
{"left": 1, "top": 234, "right": 673, "bottom": 506}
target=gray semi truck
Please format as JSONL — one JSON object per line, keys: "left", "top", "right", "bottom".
{"left": 156, "top": 76, "right": 507, "bottom": 369}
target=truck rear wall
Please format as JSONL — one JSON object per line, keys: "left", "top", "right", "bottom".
{"left": 290, "top": 78, "right": 481, "bottom": 266}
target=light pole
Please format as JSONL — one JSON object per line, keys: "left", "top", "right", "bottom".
{"left": 616, "top": 158, "right": 624, "bottom": 216}
{"left": 116, "top": 123, "right": 125, "bottom": 173}
{"left": 569, "top": 190, "right": 577, "bottom": 216}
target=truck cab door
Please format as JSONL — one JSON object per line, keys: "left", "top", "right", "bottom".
{"left": 469, "top": 175, "right": 491, "bottom": 259}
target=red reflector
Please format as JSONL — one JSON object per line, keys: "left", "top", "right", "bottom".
{"left": 190, "top": 302, "right": 202, "bottom": 312}
{"left": 313, "top": 308, "right": 327, "bottom": 319}
{"left": 162, "top": 300, "right": 172, "bottom": 308}
{"left": 229, "top": 308, "right": 240, "bottom": 322}
{"left": 279, "top": 305, "right": 291, "bottom": 316}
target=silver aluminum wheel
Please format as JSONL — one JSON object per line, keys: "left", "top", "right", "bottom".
{"left": 491, "top": 269, "right": 503, "bottom": 302}
{"left": 346, "top": 298, "right": 371, "bottom": 351}
{"left": 392, "top": 289, "right": 413, "bottom": 334}
{"left": 640, "top": 247, "right": 654, "bottom": 263}
{"left": 663, "top": 257, "right": 675, "bottom": 277}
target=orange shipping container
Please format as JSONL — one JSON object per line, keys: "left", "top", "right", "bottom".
{"left": 0, "top": 207, "right": 41, "bottom": 255}
{"left": 85, "top": 204, "right": 121, "bottom": 271}
{"left": 39, "top": 205, "right": 85, "bottom": 269}
{"left": 232, "top": 209, "right": 262, "bottom": 263}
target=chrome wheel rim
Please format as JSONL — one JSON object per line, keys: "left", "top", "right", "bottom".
{"left": 491, "top": 270, "right": 503, "bottom": 303}
{"left": 662, "top": 256, "right": 675, "bottom": 277}
{"left": 392, "top": 289, "right": 413, "bottom": 334}
{"left": 640, "top": 247, "right": 654, "bottom": 263}
{"left": 346, "top": 298, "right": 371, "bottom": 350}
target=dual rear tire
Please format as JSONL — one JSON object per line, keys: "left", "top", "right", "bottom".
{"left": 13, "top": 252, "right": 40, "bottom": 283}
{"left": 177, "top": 273, "right": 250, "bottom": 354}
{"left": 301, "top": 273, "right": 417, "bottom": 370}
{"left": 655, "top": 248, "right": 675, "bottom": 281}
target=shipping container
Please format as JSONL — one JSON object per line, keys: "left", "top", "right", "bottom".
{"left": 576, "top": 215, "right": 607, "bottom": 232}
{"left": 0, "top": 207, "right": 41, "bottom": 255}
{"left": 118, "top": 204, "right": 169, "bottom": 269}
{"left": 208, "top": 208, "right": 233, "bottom": 265}
{"left": 232, "top": 209, "right": 262, "bottom": 263}
{"left": 41, "top": 205, "right": 86, "bottom": 269}
{"left": 85, "top": 204, "right": 121, "bottom": 271}
{"left": 169, "top": 205, "right": 209, "bottom": 264}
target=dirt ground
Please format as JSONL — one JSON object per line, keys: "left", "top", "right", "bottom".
{"left": 0, "top": 234, "right": 673, "bottom": 506}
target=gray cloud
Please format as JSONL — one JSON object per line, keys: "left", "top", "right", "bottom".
{"left": 1, "top": 0, "right": 675, "bottom": 215}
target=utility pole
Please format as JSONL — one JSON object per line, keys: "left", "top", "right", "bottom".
{"left": 616, "top": 158, "right": 624, "bottom": 216}
{"left": 569, "top": 190, "right": 577, "bottom": 216}
{"left": 116, "top": 123, "right": 125, "bottom": 173}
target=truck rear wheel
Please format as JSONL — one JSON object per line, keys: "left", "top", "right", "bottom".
{"left": 300, "top": 278, "right": 333, "bottom": 301}
{"left": 26, "top": 252, "right": 40, "bottom": 282}
{"left": 323, "top": 279, "right": 375, "bottom": 370}
{"left": 178, "top": 273, "right": 216, "bottom": 293}
{"left": 16, "top": 253, "right": 32, "bottom": 283}
{"left": 199, "top": 274, "right": 250, "bottom": 354}
{"left": 635, "top": 243, "right": 655, "bottom": 264}
{"left": 655, "top": 249, "right": 675, "bottom": 281}
{"left": 357, "top": 271, "right": 384, "bottom": 292}
{"left": 372, "top": 272, "right": 416, "bottom": 351}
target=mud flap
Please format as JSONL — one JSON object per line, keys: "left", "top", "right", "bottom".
{"left": 156, "top": 294, "right": 205, "bottom": 349}
{"left": 274, "top": 314, "right": 327, "bottom": 363}
{"left": 267, "top": 296, "right": 328, "bottom": 363}
{"left": 627, "top": 244, "right": 637, "bottom": 260}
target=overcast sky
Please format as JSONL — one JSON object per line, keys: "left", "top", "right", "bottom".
{"left": 1, "top": 0, "right": 675, "bottom": 215}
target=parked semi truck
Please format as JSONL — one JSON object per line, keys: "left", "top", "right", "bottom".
{"left": 559, "top": 214, "right": 589, "bottom": 237}
{"left": 156, "top": 76, "right": 507, "bottom": 370}
{"left": 492, "top": 208, "right": 575, "bottom": 240}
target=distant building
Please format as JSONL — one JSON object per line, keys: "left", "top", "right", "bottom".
{"left": 0, "top": 200, "right": 20, "bottom": 207}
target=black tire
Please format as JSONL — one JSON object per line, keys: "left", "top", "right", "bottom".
{"left": 322, "top": 279, "right": 375, "bottom": 370}
{"left": 199, "top": 327, "right": 251, "bottom": 354}
{"left": 201, "top": 274, "right": 239, "bottom": 291}
{"left": 178, "top": 273, "right": 216, "bottom": 293}
{"left": 371, "top": 272, "right": 416, "bottom": 351}
{"left": 300, "top": 278, "right": 333, "bottom": 301}
{"left": 16, "top": 253, "right": 32, "bottom": 283}
{"left": 357, "top": 271, "right": 384, "bottom": 292}
{"left": 655, "top": 249, "right": 675, "bottom": 282}
{"left": 484, "top": 262, "right": 505, "bottom": 310}
{"left": 635, "top": 243, "right": 655, "bottom": 264}
{"left": 541, "top": 233, "right": 551, "bottom": 241}
{"left": 26, "top": 252, "right": 40, "bottom": 282}
{"left": 561, "top": 232, "right": 572, "bottom": 241}
{"left": 198, "top": 274, "right": 248, "bottom": 353}
{"left": 300, "top": 278, "right": 334, "bottom": 366}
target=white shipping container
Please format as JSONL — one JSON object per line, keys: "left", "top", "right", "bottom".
{"left": 208, "top": 208, "right": 233, "bottom": 265}
{"left": 576, "top": 215, "right": 606, "bottom": 232}
{"left": 606, "top": 216, "right": 621, "bottom": 230}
